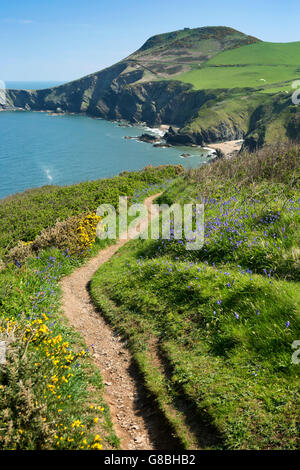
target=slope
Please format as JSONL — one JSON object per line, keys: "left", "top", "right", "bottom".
{"left": 2, "top": 26, "right": 300, "bottom": 150}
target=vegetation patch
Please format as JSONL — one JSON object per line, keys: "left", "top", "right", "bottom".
{"left": 91, "top": 144, "right": 300, "bottom": 449}
{"left": 0, "top": 166, "right": 178, "bottom": 449}
{"left": 0, "top": 165, "right": 183, "bottom": 260}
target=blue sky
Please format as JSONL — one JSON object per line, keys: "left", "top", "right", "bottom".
{"left": 1, "top": 0, "right": 300, "bottom": 81}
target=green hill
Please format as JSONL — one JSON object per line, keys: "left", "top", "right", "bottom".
{"left": 207, "top": 41, "right": 300, "bottom": 65}
{"left": 176, "top": 41, "right": 300, "bottom": 91}
{"left": 91, "top": 143, "right": 300, "bottom": 450}
{"left": 127, "top": 26, "right": 260, "bottom": 77}
{"left": 2, "top": 26, "right": 300, "bottom": 150}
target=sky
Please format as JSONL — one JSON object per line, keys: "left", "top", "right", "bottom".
{"left": 1, "top": 0, "right": 300, "bottom": 82}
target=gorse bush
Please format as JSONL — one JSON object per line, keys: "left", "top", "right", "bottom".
{"left": 0, "top": 316, "right": 87, "bottom": 450}
{"left": 77, "top": 213, "right": 103, "bottom": 251}
{"left": 0, "top": 251, "right": 113, "bottom": 450}
{"left": 7, "top": 212, "right": 102, "bottom": 265}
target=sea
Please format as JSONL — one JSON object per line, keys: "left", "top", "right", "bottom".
{"left": 0, "top": 81, "right": 212, "bottom": 199}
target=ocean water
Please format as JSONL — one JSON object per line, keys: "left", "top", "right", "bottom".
{"left": 0, "top": 108, "right": 211, "bottom": 200}
{"left": 5, "top": 81, "right": 65, "bottom": 90}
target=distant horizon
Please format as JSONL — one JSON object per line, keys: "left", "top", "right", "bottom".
{"left": 5, "top": 80, "right": 66, "bottom": 83}
{"left": 1, "top": 0, "right": 300, "bottom": 82}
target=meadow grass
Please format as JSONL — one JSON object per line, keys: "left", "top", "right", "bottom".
{"left": 177, "top": 65, "right": 300, "bottom": 91}
{"left": 90, "top": 143, "right": 300, "bottom": 449}
{"left": 207, "top": 41, "right": 300, "bottom": 66}
{"left": 0, "top": 166, "right": 179, "bottom": 449}
{"left": 175, "top": 41, "right": 300, "bottom": 91}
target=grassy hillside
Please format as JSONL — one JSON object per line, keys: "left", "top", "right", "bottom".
{"left": 130, "top": 31, "right": 300, "bottom": 92}
{"left": 207, "top": 41, "right": 300, "bottom": 66}
{"left": 128, "top": 26, "right": 260, "bottom": 77}
{"left": 130, "top": 30, "right": 300, "bottom": 147}
{"left": 177, "top": 64, "right": 299, "bottom": 90}
{"left": 176, "top": 41, "right": 300, "bottom": 91}
{"left": 91, "top": 144, "right": 300, "bottom": 449}
{"left": 0, "top": 165, "right": 182, "bottom": 259}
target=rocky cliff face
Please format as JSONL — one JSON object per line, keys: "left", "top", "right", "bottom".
{"left": 2, "top": 63, "right": 243, "bottom": 145}
{"left": 3, "top": 70, "right": 297, "bottom": 150}
{"left": 2, "top": 63, "right": 218, "bottom": 129}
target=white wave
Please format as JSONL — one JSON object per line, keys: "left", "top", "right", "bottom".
{"left": 144, "top": 126, "right": 165, "bottom": 137}
{"left": 45, "top": 169, "right": 53, "bottom": 183}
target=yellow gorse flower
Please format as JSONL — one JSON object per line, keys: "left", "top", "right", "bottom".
{"left": 76, "top": 213, "right": 102, "bottom": 252}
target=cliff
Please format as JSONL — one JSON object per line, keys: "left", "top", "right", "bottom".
{"left": 2, "top": 26, "right": 299, "bottom": 150}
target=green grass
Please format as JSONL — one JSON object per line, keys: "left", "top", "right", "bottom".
{"left": 177, "top": 65, "right": 300, "bottom": 90}
{"left": 0, "top": 166, "right": 179, "bottom": 449}
{"left": 207, "top": 41, "right": 300, "bottom": 66}
{"left": 0, "top": 165, "right": 182, "bottom": 258}
{"left": 175, "top": 41, "right": 300, "bottom": 91}
{"left": 90, "top": 144, "right": 300, "bottom": 449}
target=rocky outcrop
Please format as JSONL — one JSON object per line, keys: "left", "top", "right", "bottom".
{"left": 164, "top": 121, "right": 245, "bottom": 146}
{"left": 137, "top": 134, "right": 160, "bottom": 143}
{"left": 2, "top": 65, "right": 209, "bottom": 125}
{"left": 2, "top": 64, "right": 218, "bottom": 133}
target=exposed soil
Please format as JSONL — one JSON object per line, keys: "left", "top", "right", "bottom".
{"left": 60, "top": 194, "right": 181, "bottom": 450}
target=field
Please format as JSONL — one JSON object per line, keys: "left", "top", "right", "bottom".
{"left": 176, "top": 41, "right": 300, "bottom": 91}
{"left": 91, "top": 144, "right": 300, "bottom": 449}
{"left": 177, "top": 65, "right": 299, "bottom": 91}
{"left": 207, "top": 41, "right": 300, "bottom": 66}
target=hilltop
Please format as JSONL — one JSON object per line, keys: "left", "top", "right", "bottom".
{"left": 126, "top": 26, "right": 260, "bottom": 77}
{"left": 2, "top": 26, "right": 300, "bottom": 150}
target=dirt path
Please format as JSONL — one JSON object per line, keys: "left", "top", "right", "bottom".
{"left": 61, "top": 194, "right": 179, "bottom": 450}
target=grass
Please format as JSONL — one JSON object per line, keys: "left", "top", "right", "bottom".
{"left": 0, "top": 165, "right": 182, "bottom": 259}
{"left": 177, "top": 65, "right": 300, "bottom": 91}
{"left": 0, "top": 247, "right": 118, "bottom": 450}
{"left": 0, "top": 166, "right": 179, "bottom": 449}
{"left": 207, "top": 41, "right": 300, "bottom": 66}
{"left": 90, "top": 143, "right": 300, "bottom": 449}
{"left": 175, "top": 41, "right": 300, "bottom": 91}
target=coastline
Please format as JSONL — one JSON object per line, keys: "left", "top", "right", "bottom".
{"left": 205, "top": 139, "right": 244, "bottom": 157}
{"left": 0, "top": 106, "right": 238, "bottom": 157}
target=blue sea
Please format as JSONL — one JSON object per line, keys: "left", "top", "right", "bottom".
{"left": 5, "top": 81, "right": 65, "bottom": 90}
{"left": 0, "top": 82, "right": 211, "bottom": 199}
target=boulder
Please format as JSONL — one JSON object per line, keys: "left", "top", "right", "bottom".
{"left": 137, "top": 133, "right": 161, "bottom": 143}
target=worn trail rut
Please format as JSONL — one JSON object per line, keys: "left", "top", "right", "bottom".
{"left": 61, "top": 194, "right": 179, "bottom": 450}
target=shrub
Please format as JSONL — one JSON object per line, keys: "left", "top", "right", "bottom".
{"left": 6, "top": 212, "right": 102, "bottom": 265}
